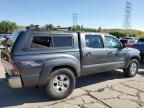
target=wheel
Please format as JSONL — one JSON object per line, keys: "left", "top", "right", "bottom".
{"left": 123, "top": 59, "right": 139, "bottom": 77}
{"left": 46, "top": 68, "right": 76, "bottom": 100}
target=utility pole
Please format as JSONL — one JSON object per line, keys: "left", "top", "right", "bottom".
{"left": 72, "top": 13, "right": 78, "bottom": 27}
{"left": 123, "top": 1, "right": 132, "bottom": 30}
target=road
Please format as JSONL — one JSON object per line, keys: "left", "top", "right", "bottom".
{"left": 0, "top": 60, "right": 144, "bottom": 108}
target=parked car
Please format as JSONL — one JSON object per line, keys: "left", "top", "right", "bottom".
{"left": 125, "top": 37, "right": 138, "bottom": 44}
{"left": 133, "top": 38, "right": 144, "bottom": 62}
{"left": 137, "top": 38, "right": 144, "bottom": 44}
{"left": 1, "top": 29, "right": 140, "bottom": 99}
{"left": 0, "top": 36, "right": 6, "bottom": 45}
{"left": 120, "top": 38, "right": 137, "bottom": 48}
{"left": 0, "top": 33, "right": 11, "bottom": 45}
{"left": 126, "top": 37, "right": 138, "bottom": 41}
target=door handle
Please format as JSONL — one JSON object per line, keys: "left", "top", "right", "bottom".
{"left": 85, "top": 52, "right": 92, "bottom": 56}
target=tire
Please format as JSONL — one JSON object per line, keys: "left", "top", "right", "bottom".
{"left": 46, "top": 68, "right": 76, "bottom": 100}
{"left": 123, "top": 59, "right": 139, "bottom": 77}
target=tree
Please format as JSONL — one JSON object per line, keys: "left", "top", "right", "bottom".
{"left": 9, "top": 22, "right": 17, "bottom": 33}
{"left": 72, "top": 25, "right": 81, "bottom": 31}
{"left": 0, "top": 20, "right": 18, "bottom": 33}
{"left": 109, "top": 32, "right": 127, "bottom": 37}
{"left": 138, "top": 32, "right": 142, "bottom": 36}
{"left": 45, "top": 24, "right": 55, "bottom": 30}
{"left": 97, "top": 27, "right": 102, "bottom": 32}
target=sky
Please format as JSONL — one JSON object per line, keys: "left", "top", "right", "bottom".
{"left": 0, "top": 0, "right": 144, "bottom": 31}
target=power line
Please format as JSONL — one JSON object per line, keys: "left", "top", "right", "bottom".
{"left": 123, "top": 1, "right": 132, "bottom": 30}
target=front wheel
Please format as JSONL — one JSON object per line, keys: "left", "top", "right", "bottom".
{"left": 46, "top": 68, "right": 76, "bottom": 100}
{"left": 123, "top": 59, "right": 139, "bottom": 77}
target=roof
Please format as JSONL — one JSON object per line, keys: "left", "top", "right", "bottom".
{"left": 26, "top": 30, "right": 110, "bottom": 35}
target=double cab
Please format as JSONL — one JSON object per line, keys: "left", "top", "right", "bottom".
{"left": 1, "top": 29, "right": 140, "bottom": 99}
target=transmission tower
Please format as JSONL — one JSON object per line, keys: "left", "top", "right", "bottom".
{"left": 72, "top": 13, "right": 78, "bottom": 27}
{"left": 123, "top": 1, "right": 132, "bottom": 30}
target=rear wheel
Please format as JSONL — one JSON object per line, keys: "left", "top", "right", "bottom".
{"left": 46, "top": 68, "right": 75, "bottom": 100}
{"left": 123, "top": 59, "right": 139, "bottom": 77}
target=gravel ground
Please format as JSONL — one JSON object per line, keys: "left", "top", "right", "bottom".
{"left": 0, "top": 57, "right": 144, "bottom": 108}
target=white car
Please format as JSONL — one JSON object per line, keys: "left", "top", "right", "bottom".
{"left": 0, "top": 36, "right": 5, "bottom": 44}
{"left": 0, "top": 34, "right": 11, "bottom": 45}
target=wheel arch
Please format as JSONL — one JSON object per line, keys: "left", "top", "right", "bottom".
{"left": 51, "top": 65, "right": 78, "bottom": 77}
{"left": 131, "top": 56, "right": 140, "bottom": 62}
{"left": 124, "top": 55, "right": 140, "bottom": 68}
{"left": 38, "top": 58, "right": 81, "bottom": 86}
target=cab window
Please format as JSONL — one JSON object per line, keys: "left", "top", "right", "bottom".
{"left": 105, "top": 36, "right": 121, "bottom": 48}
{"left": 85, "top": 35, "right": 104, "bottom": 48}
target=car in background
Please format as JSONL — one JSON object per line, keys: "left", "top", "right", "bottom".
{"left": 0, "top": 34, "right": 11, "bottom": 45}
{"left": 126, "top": 37, "right": 138, "bottom": 40}
{"left": 137, "top": 38, "right": 144, "bottom": 44}
{"left": 0, "top": 35, "right": 6, "bottom": 45}
{"left": 133, "top": 38, "right": 144, "bottom": 62}
{"left": 120, "top": 37, "right": 138, "bottom": 47}
{"left": 120, "top": 38, "right": 136, "bottom": 48}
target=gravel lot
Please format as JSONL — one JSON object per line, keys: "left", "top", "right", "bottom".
{"left": 0, "top": 57, "right": 144, "bottom": 108}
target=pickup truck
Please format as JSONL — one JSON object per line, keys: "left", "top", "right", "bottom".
{"left": 1, "top": 29, "right": 140, "bottom": 99}
{"left": 133, "top": 38, "right": 144, "bottom": 62}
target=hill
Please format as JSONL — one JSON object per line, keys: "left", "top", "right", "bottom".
{"left": 101, "top": 29, "right": 144, "bottom": 37}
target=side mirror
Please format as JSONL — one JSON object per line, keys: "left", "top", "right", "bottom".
{"left": 120, "top": 45, "right": 124, "bottom": 50}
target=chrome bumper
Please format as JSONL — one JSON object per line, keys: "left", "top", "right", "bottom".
{"left": 8, "top": 76, "right": 23, "bottom": 88}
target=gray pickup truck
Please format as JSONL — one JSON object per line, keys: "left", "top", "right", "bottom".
{"left": 1, "top": 29, "right": 140, "bottom": 99}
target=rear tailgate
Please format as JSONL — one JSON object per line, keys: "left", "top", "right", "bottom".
{"left": 1, "top": 30, "right": 23, "bottom": 75}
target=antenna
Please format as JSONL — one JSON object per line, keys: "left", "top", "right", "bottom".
{"left": 123, "top": 1, "right": 132, "bottom": 30}
{"left": 72, "top": 13, "right": 78, "bottom": 27}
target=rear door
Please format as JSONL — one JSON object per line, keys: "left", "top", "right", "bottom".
{"left": 82, "top": 34, "right": 108, "bottom": 75}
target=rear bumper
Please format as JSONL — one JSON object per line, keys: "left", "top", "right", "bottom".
{"left": 8, "top": 76, "right": 23, "bottom": 88}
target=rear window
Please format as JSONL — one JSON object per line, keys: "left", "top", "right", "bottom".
{"left": 30, "top": 36, "right": 52, "bottom": 48}
{"left": 30, "top": 35, "right": 73, "bottom": 49}
{"left": 6, "top": 30, "right": 22, "bottom": 48}
{"left": 53, "top": 36, "right": 73, "bottom": 47}
{"left": 85, "top": 35, "right": 104, "bottom": 48}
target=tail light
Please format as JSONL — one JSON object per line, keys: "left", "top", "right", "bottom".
{"left": 11, "top": 61, "right": 19, "bottom": 75}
